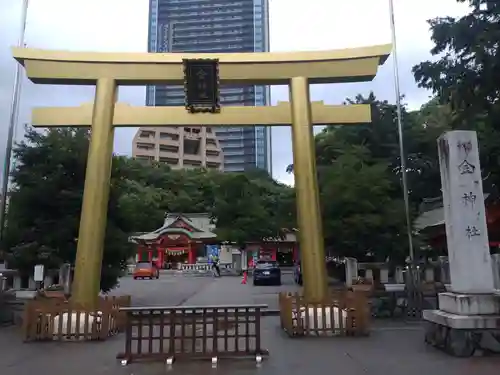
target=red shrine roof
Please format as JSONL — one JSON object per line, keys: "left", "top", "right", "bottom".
{"left": 130, "top": 213, "right": 217, "bottom": 243}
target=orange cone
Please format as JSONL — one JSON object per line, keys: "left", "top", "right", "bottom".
{"left": 241, "top": 271, "right": 247, "bottom": 284}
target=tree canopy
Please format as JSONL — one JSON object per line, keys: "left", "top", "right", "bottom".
{"left": 285, "top": 92, "right": 448, "bottom": 261}
{"left": 2, "top": 127, "right": 294, "bottom": 290}
{"left": 412, "top": 0, "right": 500, "bottom": 190}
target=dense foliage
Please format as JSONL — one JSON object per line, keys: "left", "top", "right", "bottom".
{"left": 285, "top": 93, "right": 448, "bottom": 261}
{"left": 413, "top": 0, "right": 500, "bottom": 191}
{"left": 2, "top": 128, "right": 294, "bottom": 291}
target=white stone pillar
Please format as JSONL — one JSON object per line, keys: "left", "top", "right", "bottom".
{"left": 365, "top": 269, "right": 373, "bottom": 282}
{"left": 380, "top": 267, "right": 389, "bottom": 284}
{"left": 425, "top": 268, "right": 435, "bottom": 283}
{"left": 438, "top": 131, "right": 494, "bottom": 293}
{"left": 344, "top": 257, "right": 358, "bottom": 287}
{"left": 438, "top": 256, "right": 450, "bottom": 284}
{"left": 13, "top": 275, "right": 21, "bottom": 290}
{"left": 395, "top": 267, "right": 405, "bottom": 284}
{"left": 241, "top": 250, "right": 248, "bottom": 271}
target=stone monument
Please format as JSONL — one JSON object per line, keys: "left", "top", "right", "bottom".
{"left": 423, "top": 130, "right": 500, "bottom": 357}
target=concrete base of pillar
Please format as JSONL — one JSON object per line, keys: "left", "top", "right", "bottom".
{"left": 423, "top": 309, "right": 500, "bottom": 330}
{"left": 438, "top": 292, "right": 500, "bottom": 315}
{"left": 423, "top": 309, "right": 500, "bottom": 357}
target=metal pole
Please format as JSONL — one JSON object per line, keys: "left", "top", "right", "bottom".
{"left": 389, "top": 0, "right": 414, "bottom": 262}
{"left": 0, "top": 0, "right": 29, "bottom": 243}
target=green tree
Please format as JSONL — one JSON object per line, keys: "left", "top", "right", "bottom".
{"left": 406, "top": 98, "right": 452, "bottom": 203}
{"left": 319, "top": 147, "right": 409, "bottom": 261}
{"left": 3, "top": 128, "right": 162, "bottom": 291}
{"left": 3, "top": 127, "right": 296, "bottom": 290}
{"left": 211, "top": 170, "right": 295, "bottom": 246}
{"left": 412, "top": 0, "right": 500, "bottom": 189}
{"left": 285, "top": 93, "right": 451, "bottom": 260}
{"left": 287, "top": 93, "right": 441, "bottom": 209}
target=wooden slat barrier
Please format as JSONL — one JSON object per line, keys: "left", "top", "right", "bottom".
{"left": 279, "top": 291, "right": 370, "bottom": 337}
{"left": 117, "top": 304, "right": 269, "bottom": 364}
{"left": 22, "top": 295, "right": 131, "bottom": 342}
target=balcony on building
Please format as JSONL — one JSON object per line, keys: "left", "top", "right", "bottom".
{"left": 159, "top": 144, "right": 179, "bottom": 156}
{"left": 159, "top": 131, "right": 180, "bottom": 146}
{"left": 135, "top": 142, "right": 156, "bottom": 157}
{"left": 159, "top": 156, "right": 179, "bottom": 167}
{"left": 139, "top": 129, "right": 155, "bottom": 139}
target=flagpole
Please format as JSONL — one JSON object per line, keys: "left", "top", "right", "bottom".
{"left": 0, "top": 0, "right": 30, "bottom": 243}
{"left": 389, "top": 0, "right": 415, "bottom": 262}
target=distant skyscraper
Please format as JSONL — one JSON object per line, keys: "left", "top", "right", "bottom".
{"left": 144, "top": 0, "right": 271, "bottom": 173}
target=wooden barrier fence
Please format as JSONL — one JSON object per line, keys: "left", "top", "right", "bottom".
{"left": 22, "top": 295, "right": 131, "bottom": 342}
{"left": 117, "top": 304, "right": 269, "bottom": 364}
{"left": 279, "top": 291, "right": 370, "bottom": 337}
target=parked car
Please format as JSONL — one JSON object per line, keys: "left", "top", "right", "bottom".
{"left": 294, "top": 261, "right": 302, "bottom": 285}
{"left": 133, "top": 261, "right": 160, "bottom": 280}
{"left": 253, "top": 260, "right": 281, "bottom": 286}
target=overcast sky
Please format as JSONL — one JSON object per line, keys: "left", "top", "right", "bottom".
{"left": 0, "top": 0, "right": 469, "bottom": 186}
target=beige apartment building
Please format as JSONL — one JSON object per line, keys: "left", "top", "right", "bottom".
{"left": 132, "top": 126, "right": 224, "bottom": 171}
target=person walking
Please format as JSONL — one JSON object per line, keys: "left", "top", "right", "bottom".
{"left": 211, "top": 255, "right": 221, "bottom": 277}
{"left": 214, "top": 255, "right": 221, "bottom": 277}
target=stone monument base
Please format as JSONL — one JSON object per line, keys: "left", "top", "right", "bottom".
{"left": 423, "top": 292, "right": 500, "bottom": 357}
{"left": 438, "top": 292, "right": 500, "bottom": 315}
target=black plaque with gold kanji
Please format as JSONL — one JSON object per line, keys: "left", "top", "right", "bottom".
{"left": 183, "top": 59, "right": 220, "bottom": 113}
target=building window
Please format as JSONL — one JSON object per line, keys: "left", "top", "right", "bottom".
{"left": 136, "top": 143, "right": 155, "bottom": 150}
{"left": 159, "top": 145, "right": 179, "bottom": 153}
{"left": 140, "top": 130, "right": 155, "bottom": 138}
{"left": 159, "top": 157, "right": 178, "bottom": 165}
{"left": 160, "top": 132, "right": 179, "bottom": 140}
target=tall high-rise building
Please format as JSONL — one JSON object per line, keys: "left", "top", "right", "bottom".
{"left": 143, "top": 0, "right": 271, "bottom": 173}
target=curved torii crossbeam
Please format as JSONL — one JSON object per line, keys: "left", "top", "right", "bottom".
{"left": 12, "top": 44, "right": 391, "bottom": 307}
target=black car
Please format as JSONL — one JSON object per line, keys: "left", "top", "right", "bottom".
{"left": 253, "top": 260, "right": 281, "bottom": 286}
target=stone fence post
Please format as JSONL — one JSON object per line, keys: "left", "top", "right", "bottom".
{"left": 438, "top": 256, "right": 450, "bottom": 284}
{"left": 344, "top": 257, "right": 358, "bottom": 288}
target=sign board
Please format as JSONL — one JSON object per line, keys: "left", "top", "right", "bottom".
{"left": 183, "top": 58, "right": 220, "bottom": 113}
{"left": 33, "top": 264, "right": 44, "bottom": 282}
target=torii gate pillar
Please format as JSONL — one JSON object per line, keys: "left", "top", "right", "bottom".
{"left": 290, "top": 77, "right": 327, "bottom": 300}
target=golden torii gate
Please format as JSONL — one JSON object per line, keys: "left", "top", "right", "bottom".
{"left": 12, "top": 44, "right": 390, "bottom": 307}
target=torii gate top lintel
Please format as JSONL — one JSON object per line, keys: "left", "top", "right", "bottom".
{"left": 12, "top": 44, "right": 392, "bottom": 86}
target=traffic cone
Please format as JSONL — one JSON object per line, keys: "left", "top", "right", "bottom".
{"left": 241, "top": 271, "right": 247, "bottom": 284}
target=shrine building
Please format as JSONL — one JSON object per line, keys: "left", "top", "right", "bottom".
{"left": 129, "top": 213, "right": 299, "bottom": 269}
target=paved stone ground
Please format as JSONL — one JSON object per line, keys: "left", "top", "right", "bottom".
{"left": 108, "top": 271, "right": 217, "bottom": 306}
{"left": 179, "top": 272, "right": 300, "bottom": 309}
{"left": 1, "top": 273, "right": 499, "bottom": 375}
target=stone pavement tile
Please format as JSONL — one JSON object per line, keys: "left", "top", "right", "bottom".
{"left": 2, "top": 318, "right": 500, "bottom": 375}
{"left": 121, "top": 317, "right": 500, "bottom": 375}
{"left": 0, "top": 325, "right": 123, "bottom": 375}
{"left": 0, "top": 326, "right": 59, "bottom": 370}
{"left": 179, "top": 275, "right": 299, "bottom": 310}
{"left": 180, "top": 276, "right": 256, "bottom": 306}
